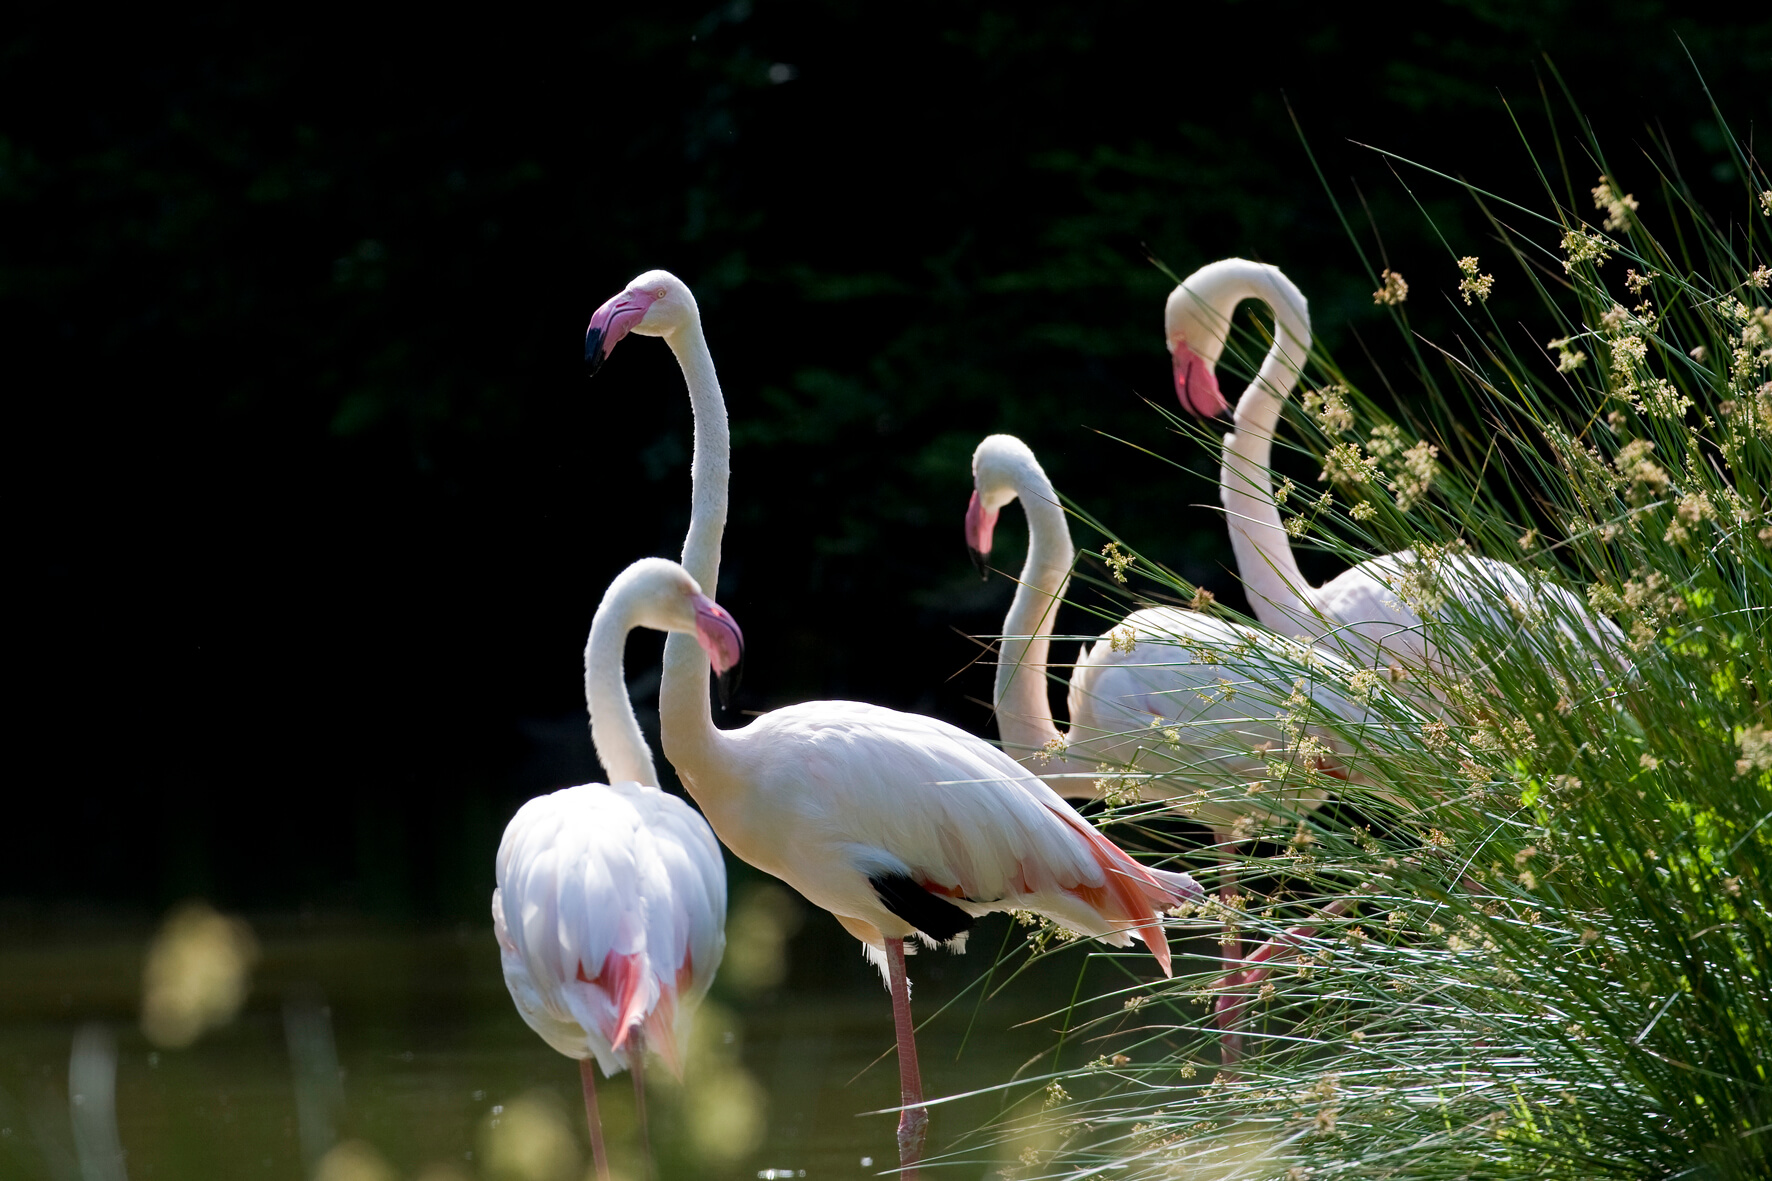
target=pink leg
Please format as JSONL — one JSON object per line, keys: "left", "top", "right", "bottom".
{"left": 1212, "top": 856, "right": 1247, "bottom": 1064}
{"left": 1214, "top": 898, "right": 1355, "bottom": 1037}
{"left": 630, "top": 1033, "right": 653, "bottom": 1181}
{"left": 579, "top": 1058, "right": 611, "bottom": 1181}
{"left": 885, "top": 937, "right": 927, "bottom": 1179}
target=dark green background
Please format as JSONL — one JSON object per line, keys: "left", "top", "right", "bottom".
{"left": 6, "top": 1, "right": 1766, "bottom": 918}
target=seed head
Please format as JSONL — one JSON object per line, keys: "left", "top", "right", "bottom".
{"left": 1457, "top": 256, "right": 1494, "bottom": 304}
{"left": 1591, "top": 175, "right": 1639, "bottom": 232}
{"left": 1100, "top": 541, "right": 1134, "bottom": 584}
{"left": 1548, "top": 336, "right": 1589, "bottom": 373}
{"left": 1301, "top": 384, "right": 1355, "bottom": 433}
{"left": 1373, "top": 269, "right": 1409, "bottom": 306}
{"left": 1562, "top": 229, "right": 1612, "bottom": 271}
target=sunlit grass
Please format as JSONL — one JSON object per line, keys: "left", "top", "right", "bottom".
{"left": 971, "top": 78, "right": 1771, "bottom": 1181}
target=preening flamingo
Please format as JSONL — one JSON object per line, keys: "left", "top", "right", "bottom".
{"left": 493, "top": 557, "right": 737, "bottom": 1181}
{"left": 967, "top": 432, "right": 1413, "bottom": 1058}
{"left": 1167, "top": 258, "right": 1624, "bottom": 688}
{"left": 587, "top": 272, "right": 1202, "bottom": 1177}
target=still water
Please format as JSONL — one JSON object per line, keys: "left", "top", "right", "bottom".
{"left": 0, "top": 891, "right": 1175, "bottom": 1181}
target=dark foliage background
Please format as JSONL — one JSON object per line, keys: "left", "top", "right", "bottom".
{"left": 5, "top": 1, "right": 1766, "bottom": 919}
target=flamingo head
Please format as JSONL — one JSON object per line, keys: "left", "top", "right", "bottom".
{"left": 584, "top": 269, "right": 697, "bottom": 375}
{"left": 617, "top": 557, "right": 746, "bottom": 708}
{"left": 967, "top": 434, "right": 1037, "bottom": 580}
{"left": 1164, "top": 282, "right": 1233, "bottom": 420}
{"left": 691, "top": 594, "right": 745, "bottom": 710}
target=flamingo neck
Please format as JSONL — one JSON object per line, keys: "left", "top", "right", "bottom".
{"left": 584, "top": 592, "right": 660, "bottom": 787}
{"left": 658, "top": 318, "right": 730, "bottom": 775}
{"left": 1207, "top": 267, "right": 1316, "bottom": 633}
{"left": 993, "top": 457, "right": 1079, "bottom": 769}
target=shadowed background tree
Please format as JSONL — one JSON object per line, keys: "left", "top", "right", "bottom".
{"left": 4, "top": 0, "right": 1766, "bottom": 919}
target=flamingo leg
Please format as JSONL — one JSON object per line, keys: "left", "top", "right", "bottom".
{"left": 630, "top": 1032, "right": 654, "bottom": 1181}
{"left": 885, "top": 937, "right": 927, "bottom": 1179}
{"left": 1214, "top": 898, "right": 1355, "bottom": 1038}
{"left": 1212, "top": 855, "right": 1247, "bottom": 1064}
{"left": 579, "top": 1058, "right": 611, "bottom": 1181}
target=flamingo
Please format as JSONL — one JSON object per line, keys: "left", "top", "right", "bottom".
{"left": 492, "top": 557, "right": 738, "bottom": 1181}
{"left": 587, "top": 272, "right": 1203, "bottom": 1177}
{"left": 966, "top": 432, "right": 1412, "bottom": 1059}
{"left": 1166, "top": 258, "right": 1624, "bottom": 689}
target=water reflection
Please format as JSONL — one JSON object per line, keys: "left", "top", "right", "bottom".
{"left": 68, "top": 1024, "right": 126, "bottom": 1181}
{"left": 0, "top": 909, "right": 1104, "bottom": 1179}
{"left": 285, "top": 990, "right": 345, "bottom": 1173}
{"left": 314, "top": 1140, "right": 398, "bottom": 1181}
{"left": 477, "top": 1091, "right": 580, "bottom": 1181}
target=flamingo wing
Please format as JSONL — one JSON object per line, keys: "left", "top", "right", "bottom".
{"left": 731, "top": 702, "right": 1198, "bottom": 972}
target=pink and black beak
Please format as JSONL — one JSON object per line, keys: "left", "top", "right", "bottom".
{"left": 584, "top": 288, "right": 658, "bottom": 376}
{"left": 1171, "top": 337, "right": 1232, "bottom": 420}
{"left": 964, "top": 491, "right": 999, "bottom": 581}
{"left": 692, "top": 594, "right": 745, "bottom": 709}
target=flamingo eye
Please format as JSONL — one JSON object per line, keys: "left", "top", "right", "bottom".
{"left": 654, "top": 288, "right": 668, "bottom": 300}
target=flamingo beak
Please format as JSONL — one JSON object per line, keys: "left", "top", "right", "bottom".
{"left": 584, "top": 289, "right": 659, "bottom": 375}
{"left": 1171, "top": 338, "right": 1232, "bottom": 420}
{"left": 691, "top": 594, "right": 745, "bottom": 709}
{"left": 965, "top": 491, "right": 998, "bottom": 581}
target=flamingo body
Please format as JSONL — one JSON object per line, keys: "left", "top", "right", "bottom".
{"left": 968, "top": 434, "right": 1398, "bottom": 824}
{"left": 680, "top": 698, "right": 1199, "bottom": 972}
{"left": 494, "top": 779, "right": 725, "bottom": 1078}
{"left": 1065, "top": 606, "right": 1386, "bottom": 831}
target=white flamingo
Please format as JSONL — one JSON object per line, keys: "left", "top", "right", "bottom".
{"left": 493, "top": 557, "right": 738, "bottom": 1181}
{"left": 587, "top": 272, "right": 1202, "bottom": 1177}
{"left": 966, "top": 432, "right": 1409, "bottom": 1058}
{"left": 1166, "top": 258, "right": 1624, "bottom": 687}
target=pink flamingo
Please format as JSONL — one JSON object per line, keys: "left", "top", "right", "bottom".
{"left": 965, "top": 432, "right": 1412, "bottom": 1060}
{"left": 1167, "top": 258, "right": 1623, "bottom": 686}
{"left": 493, "top": 557, "right": 739, "bottom": 1181}
{"left": 587, "top": 272, "right": 1202, "bottom": 1177}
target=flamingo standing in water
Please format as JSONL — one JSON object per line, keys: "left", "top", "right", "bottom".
{"left": 493, "top": 557, "right": 737, "bottom": 1181}
{"left": 966, "top": 432, "right": 1412, "bottom": 1058}
{"left": 1167, "top": 258, "right": 1624, "bottom": 687}
{"left": 586, "top": 272, "right": 1202, "bottom": 1177}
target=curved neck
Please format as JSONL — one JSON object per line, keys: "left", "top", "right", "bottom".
{"left": 658, "top": 319, "right": 730, "bottom": 774}
{"left": 993, "top": 460, "right": 1076, "bottom": 763}
{"left": 584, "top": 597, "right": 660, "bottom": 787}
{"left": 1210, "top": 270, "right": 1316, "bottom": 632}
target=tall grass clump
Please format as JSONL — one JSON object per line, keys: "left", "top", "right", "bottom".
{"left": 964, "top": 93, "right": 1771, "bottom": 1180}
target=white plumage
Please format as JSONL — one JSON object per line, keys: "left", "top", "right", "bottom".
{"left": 492, "top": 558, "right": 733, "bottom": 1088}
{"left": 1066, "top": 607, "right": 1389, "bottom": 825}
{"left": 493, "top": 778, "right": 724, "bottom": 1077}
